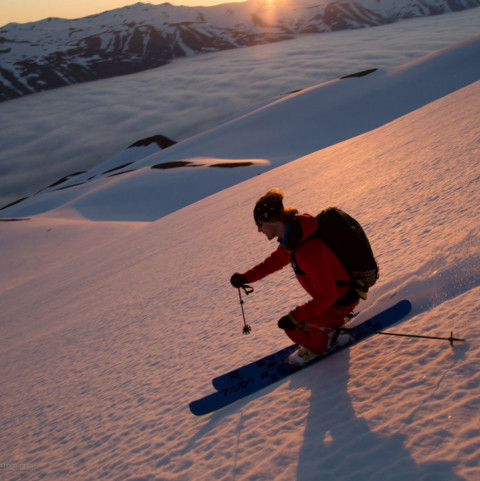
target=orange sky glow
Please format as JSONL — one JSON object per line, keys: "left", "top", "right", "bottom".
{"left": 1, "top": 0, "right": 247, "bottom": 27}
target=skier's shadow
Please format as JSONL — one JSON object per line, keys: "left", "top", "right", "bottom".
{"left": 290, "top": 351, "right": 466, "bottom": 481}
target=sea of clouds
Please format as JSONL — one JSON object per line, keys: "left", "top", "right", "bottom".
{"left": 1, "top": 7, "right": 480, "bottom": 207}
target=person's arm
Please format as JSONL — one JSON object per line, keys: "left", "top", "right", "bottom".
{"left": 243, "top": 244, "right": 291, "bottom": 283}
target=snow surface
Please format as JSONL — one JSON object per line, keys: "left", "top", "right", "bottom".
{"left": 1, "top": 33, "right": 480, "bottom": 481}
{"left": 2, "top": 33, "right": 480, "bottom": 221}
{"left": 1, "top": 7, "right": 480, "bottom": 208}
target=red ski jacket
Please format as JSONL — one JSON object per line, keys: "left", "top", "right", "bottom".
{"left": 243, "top": 214, "right": 354, "bottom": 322}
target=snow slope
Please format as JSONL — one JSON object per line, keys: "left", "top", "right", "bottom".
{"left": 1, "top": 43, "right": 480, "bottom": 481}
{"left": 2, "top": 7, "right": 480, "bottom": 209}
{"left": 2, "top": 34, "right": 480, "bottom": 221}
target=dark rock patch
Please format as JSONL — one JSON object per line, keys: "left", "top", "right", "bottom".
{"left": 209, "top": 162, "right": 254, "bottom": 168}
{"left": 46, "top": 171, "right": 86, "bottom": 188}
{"left": 341, "top": 68, "right": 378, "bottom": 79}
{"left": 151, "top": 161, "right": 203, "bottom": 169}
{"left": 128, "top": 135, "right": 177, "bottom": 150}
{"left": 102, "top": 162, "right": 134, "bottom": 174}
{"left": 0, "top": 197, "right": 28, "bottom": 210}
{"left": 106, "top": 169, "right": 136, "bottom": 177}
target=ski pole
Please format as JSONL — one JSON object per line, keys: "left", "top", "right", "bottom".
{"left": 333, "top": 326, "right": 465, "bottom": 347}
{"left": 238, "top": 285, "right": 254, "bottom": 335}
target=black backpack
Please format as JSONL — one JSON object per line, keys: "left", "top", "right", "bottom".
{"left": 292, "top": 207, "right": 379, "bottom": 305}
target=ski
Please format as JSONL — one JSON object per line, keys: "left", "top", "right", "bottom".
{"left": 212, "top": 299, "right": 411, "bottom": 392}
{"left": 189, "top": 299, "right": 411, "bottom": 416}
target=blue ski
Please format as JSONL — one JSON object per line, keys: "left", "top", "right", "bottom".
{"left": 189, "top": 299, "right": 411, "bottom": 416}
{"left": 212, "top": 299, "right": 411, "bottom": 391}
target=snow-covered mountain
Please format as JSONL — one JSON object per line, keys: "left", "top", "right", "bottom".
{"left": 1, "top": 0, "right": 479, "bottom": 101}
{"left": 1, "top": 34, "right": 479, "bottom": 481}
{"left": 2, "top": 34, "right": 480, "bottom": 221}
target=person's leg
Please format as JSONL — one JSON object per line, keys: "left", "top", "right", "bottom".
{"left": 284, "top": 302, "right": 359, "bottom": 355}
{"left": 286, "top": 328, "right": 329, "bottom": 355}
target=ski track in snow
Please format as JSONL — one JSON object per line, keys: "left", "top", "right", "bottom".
{"left": 1, "top": 35, "right": 480, "bottom": 481}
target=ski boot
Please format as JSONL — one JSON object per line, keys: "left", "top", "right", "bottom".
{"left": 287, "top": 346, "right": 319, "bottom": 368}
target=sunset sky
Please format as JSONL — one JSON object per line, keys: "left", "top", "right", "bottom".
{"left": 1, "top": 0, "right": 245, "bottom": 27}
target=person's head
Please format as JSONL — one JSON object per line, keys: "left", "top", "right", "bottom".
{"left": 253, "top": 189, "right": 298, "bottom": 240}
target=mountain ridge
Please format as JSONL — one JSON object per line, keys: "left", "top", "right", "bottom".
{"left": 1, "top": 0, "right": 479, "bottom": 101}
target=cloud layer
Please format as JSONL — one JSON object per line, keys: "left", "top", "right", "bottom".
{"left": 1, "top": 8, "right": 479, "bottom": 207}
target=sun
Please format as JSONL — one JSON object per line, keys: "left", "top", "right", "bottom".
{"left": 260, "top": 0, "right": 288, "bottom": 23}
{"left": 257, "top": 0, "right": 287, "bottom": 8}
{"left": 265, "top": 0, "right": 286, "bottom": 6}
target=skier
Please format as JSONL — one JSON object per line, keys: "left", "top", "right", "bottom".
{"left": 230, "top": 188, "right": 360, "bottom": 367}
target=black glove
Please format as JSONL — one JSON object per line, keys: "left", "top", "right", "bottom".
{"left": 230, "top": 272, "right": 247, "bottom": 288}
{"left": 277, "top": 312, "right": 304, "bottom": 331}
